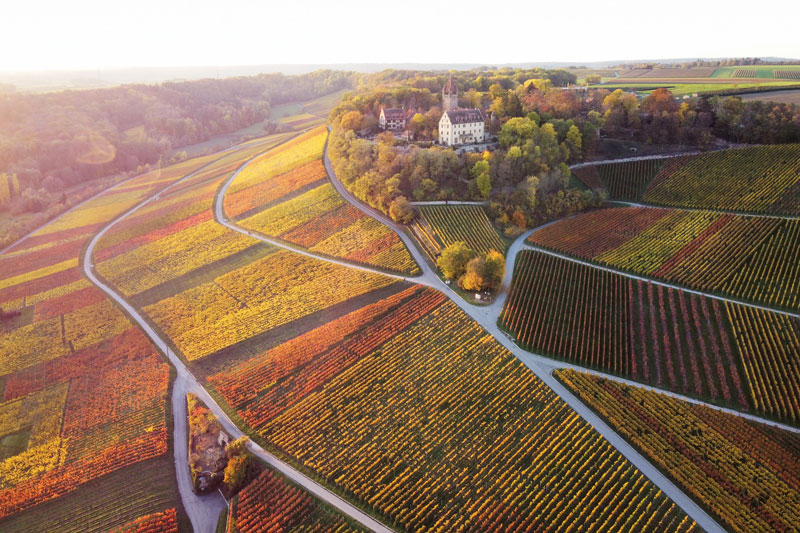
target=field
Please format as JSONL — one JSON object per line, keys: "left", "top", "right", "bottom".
{"left": 774, "top": 70, "right": 800, "bottom": 80}
{"left": 501, "top": 250, "right": 800, "bottom": 425}
{"left": 226, "top": 127, "right": 419, "bottom": 275}
{"left": 269, "top": 103, "right": 303, "bottom": 120}
{"left": 642, "top": 145, "right": 800, "bottom": 215}
{"left": 588, "top": 81, "right": 798, "bottom": 97}
{"left": 574, "top": 146, "right": 800, "bottom": 216}
{"left": 617, "top": 67, "right": 717, "bottom": 78}
{"left": 0, "top": 148, "right": 214, "bottom": 530}
{"left": 712, "top": 64, "right": 800, "bottom": 78}
{"left": 227, "top": 465, "right": 363, "bottom": 533}
{"left": 414, "top": 205, "right": 507, "bottom": 261}
{"left": 739, "top": 88, "right": 800, "bottom": 104}
{"left": 572, "top": 158, "right": 669, "bottom": 200}
{"left": 90, "top": 133, "right": 402, "bottom": 366}
{"left": 529, "top": 206, "right": 800, "bottom": 313}
{"left": 557, "top": 370, "right": 800, "bottom": 533}
{"left": 207, "top": 284, "right": 696, "bottom": 531}
{"left": 266, "top": 89, "right": 349, "bottom": 132}
{"left": 301, "top": 88, "right": 351, "bottom": 116}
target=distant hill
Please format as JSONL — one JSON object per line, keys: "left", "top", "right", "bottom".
{"left": 3, "top": 58, "right": 799, "bottom": 93}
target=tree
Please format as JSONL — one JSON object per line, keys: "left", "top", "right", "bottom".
{"left": 225, "top": 436, "right": 249, "bottom": 458}
{"left": 223, "top": 454, "right": 251, "bottom": 493}
{"left": 408, "top": 113, "right": 426, "bottom": 138}
{"left": 499, "top": 117, "right": 538, "bottom": 148}
{"left": 524, "top": 78, "right": 553, "bottom": 92}
{"left": 565, "top": 125, "right": 583, "bottom": 160}
{"left": 389, "top": 196, "right": 416, "bottom": 223}
{"left": 546, "top": 70, "right": 578, "bottom": 87}
{"left": 603, "top": 89, "right": 640, "bottom": 133}
{"left": 483, "top": 250, "right": 505, "bottom": 288}
{"left": 585, "top": 74, "right": 602, "bottom": 85}
{"left": 470, "top": 160, "right": 492, "bottom": 199}
{"left": 460, "top": 256, "right": 486, "bottom": 291}
{"left": 437, "top": 242, "right": 476, "bottom": 279}
{"left": 522, "top": 175, "right": 540, "bottom": 209}
{"left": 339, "top": 110, "right": 364, "bottom": 132}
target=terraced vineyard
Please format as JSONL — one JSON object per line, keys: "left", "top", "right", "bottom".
{"left": 0, "top": 152, "right": 213, "bottom": 530}
{"left": 227, "top": 466, "right": 363, "bottom": 533}
{"left": 209, "top": 284, "right": 697, "bottom": 532}
{"left": 501, "top": 250, "right": 800, "bottom": 424}
{"left": 557, "top": 370, "right": 800, "bottom": 533}
{"left": 572, "top": 158, "right": 672, "bottom": 200}
{"left": 418, "top": 204, "right": 506, "bottom": 256}
{"left": 529, "top": 206, "right": 800, "bottom": 312}
{"left": 642, "top": 145, "right": 800, "bottom": 215}
{"left": 93, "top": 136, "right": 399, "bottom": 365}
{"left": 226, "top": 127, "right": 419, "bottom": 275}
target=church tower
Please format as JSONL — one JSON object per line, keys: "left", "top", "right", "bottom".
{"left": 442, "top": 73, "right": 458, "bottom": 112}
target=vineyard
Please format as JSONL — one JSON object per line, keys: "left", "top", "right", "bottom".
{"left": 501, "top": 250, "right": 800, "bottom": 424}
{"left": 227, "top": 467, "right": 362, "bottom": 533}
{"left": 528, "top": 206, "right": 800, "bottom": 312}
{"left": 642, "top": 145, "right": 800, "bottom": 215}
{"left": 0, "top": 148, "right": 213, "bottom": 530}
{"left": 417, "top": 205, "right": 507, "bottom": 256}
{"left": 557, "top": 370, "right": 800, "bottom": 533}
{"left": 227, "top": 127, "right": 419, "bottom": 275}
{"left": 571, "top": 157, "right": 695, "bottom": 201}
{"left": 775, "top": 70, "right": 800, "bottom": 80}
{"left": 733, "top": 69, "right": 757, "bottom": 78}
{"left": 144, "top": 250, "right": 396, "bottom": 361}
{"left": 208, "top": 285, "right": 697, "bottom": 531}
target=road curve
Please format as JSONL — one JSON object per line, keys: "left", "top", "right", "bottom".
{"left": 215, "top": 149, "right": 435, "bottom": 288}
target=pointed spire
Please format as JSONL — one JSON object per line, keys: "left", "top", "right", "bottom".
{"left": 443, "top": 73, "right": 457, "bottom": 95}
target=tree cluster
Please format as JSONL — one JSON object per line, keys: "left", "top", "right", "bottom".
{"left": 0, "top": 70, "right": 354, "bottom": 209}
{"left": 437, "top": 242, "right": 505, "bottom": 292}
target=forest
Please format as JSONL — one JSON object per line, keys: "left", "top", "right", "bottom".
{"left": 2, "top": 66, "right": 799, "bottom": 248}
{"left": 327, "top": 69, "right": 800, "bottom": 236}
{"left": 0, "top": 70, "right": 354, "bottom": 247}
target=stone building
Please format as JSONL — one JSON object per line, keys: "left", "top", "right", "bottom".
{"left": 438, "top": 74, "right": 486, "bottom": 146}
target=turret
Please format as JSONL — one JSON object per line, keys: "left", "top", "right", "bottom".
{"left": 442, "top": 73, "right": 458, "bottom": 112}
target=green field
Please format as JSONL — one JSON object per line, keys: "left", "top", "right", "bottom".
{"left": 591, "top": 81, "right": 797, "bottom": 96}
{"left": 711, "top": 65, "right": 800, "bottom": 78}
{"left": 268, "top": 102, "right": 303, "bottom": 120}
{"left": 302, "top": 88, "right": 350, "bottom": 116}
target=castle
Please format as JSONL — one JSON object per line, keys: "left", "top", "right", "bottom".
{"left": 438, "top": 74, "right": 487, "bottom": 147}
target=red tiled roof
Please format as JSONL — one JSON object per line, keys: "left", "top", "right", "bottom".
{"left": 381, "top": 107, "right": 406, "bottom": 120}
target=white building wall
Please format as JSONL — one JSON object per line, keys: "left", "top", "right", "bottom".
{"left": 438, "top": 114, "right": 485, "bottom": 146}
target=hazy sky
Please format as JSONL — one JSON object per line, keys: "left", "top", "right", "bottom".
{"left": 2, "top": 0, "right": 798, "bottom": 71}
